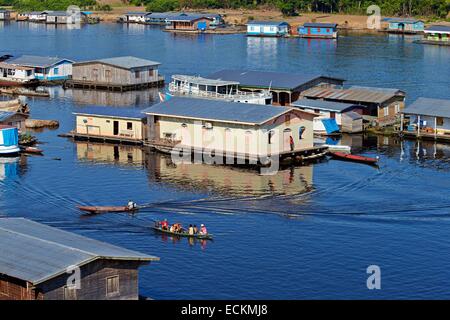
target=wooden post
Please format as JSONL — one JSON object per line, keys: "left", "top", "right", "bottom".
{"left": 417, "top": 115, "right": 421, "bottom": 137}
{"left": 434, "top": 116, "right": 437, "bottom": 140}
{"left": 400, "top": 113, "right": 404, "bottom": 132}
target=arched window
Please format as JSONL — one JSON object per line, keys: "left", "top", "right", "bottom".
{"left": 268, "top": 130, "right": 275, "bottom": 145}
{"left": 299, "top": 126, "right": 306, "bottom": 139}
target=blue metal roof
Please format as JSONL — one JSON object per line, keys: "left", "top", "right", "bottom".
{"left": 402, "top": 97, "right": 450, "bottom": 118}
{"left": 425, "top": 25, "right": 450, "bottom": 33}
{"left": 208, "top": 69, "right": 344, "bottom": 91}
{"left": 293, "top": 98, "right": 360, "bottom": 112}
{"left": 0, "top": 218, "right": 158, "bottom": 285}
{"left": 6, "top": 55, "right": 74, "bottom": 68}
{"left": 142, "top": 97, "right": 293, "bottom": 125}
{"left": 0, "top": 111, "right": 15, "bottom": 121}
{"left": 247, "top": 21, "right": 289, "bottom": 26}
{"left": 302, "top": 23, "right": 338, "bottom": 28}
{"left": 322, "top": 118, "right": 340, "bottom": 134}
{"left": 75, "top": 56, "right": 160, "bottom": 69}
{"left": 74, "top": 106, "right": 146, "bottom": 119}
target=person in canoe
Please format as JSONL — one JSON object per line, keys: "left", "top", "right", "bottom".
{"left": 127, "top": 200, "right": 137, "bottom": 210}
{"left": 199, "top": 224, "right": 208, "bottom": 235}
{"left": 188, "top": 224, "right": 194, "bottom": 235}
{"left": 160, "top": 219, "right": 169, "bottom": 230}
{"left": 193, "top": 225, "right": 198, "bottom": 234}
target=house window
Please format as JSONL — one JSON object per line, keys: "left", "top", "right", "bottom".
{"left": 326, "top": 28, "right": 330, "bottom": 32}
{"left": 149, "top": 69, "right": 154, "bottom": 77}
{"left": 437, "top": 117, "right": 444, "bottom": 126}
{"left": 330, "top": 112, "right": 336, "bottom": 119}
{"left": 0, "top": 279, "right": 8, "bottom": 295}
{"left": 127, "top": 122, "right": 133, "bottom": 130}
{"left": 395, "top": 103, "right": 400, "bottom": 113}
{"left": 268, "top": 130, "right": 274, "bottom": 144}
{"left": 135, "top": 71, "right": 140, "bottom": 79}
{"left": 299, "top": 126, "right": 306, "bottom": 139}
{"left": 384, "top": 106, "right": 389, "bottom": 117}
{"left": 64, "top": 285, "right": 77, "bottom": 300}
{"left": 106, "top": 276, "right": 120, "bottom": 296}
{"left": 54, "top": 67, "right": 59, "bottom": 75}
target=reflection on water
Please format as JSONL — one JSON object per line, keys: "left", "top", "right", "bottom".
{"left": 75, "top": 141, "right": 146, "bottom": 167}
{"left": 0, "top": 156, "right": 27, "bottom": 182}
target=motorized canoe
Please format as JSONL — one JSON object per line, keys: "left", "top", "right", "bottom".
{"left": 151, "top": 226, "right": 213, "bottom": 240}
{"left": 330, "top": 152, "right": 379, "bottom": 165}
{"left": 21, "top": 146, "right": 43, "bottom": 155}
{"left": 77, "top": 206, "right": 138, "bottom": 214}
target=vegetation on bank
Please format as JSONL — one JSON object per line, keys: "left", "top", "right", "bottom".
{"left": 134, "top": 0, "right": 450, "bottom": 18}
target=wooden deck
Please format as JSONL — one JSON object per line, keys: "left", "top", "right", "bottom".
{"left": 401, "top": 130, "right": 450, "bottom": 143}
{"left": 59, "top": 131, "right": 144, "bottom": 145}
{"left": 64, "top": 77, "right": 165, "bottom": 92}
{"left": 414, "top": 39, "right": 450, "bottom": 46}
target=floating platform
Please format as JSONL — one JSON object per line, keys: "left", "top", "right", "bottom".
{"left": 414, "top": 39, "right": 450, "bottom": 46}
{"left": 401, "top": 131, "right": 450, "bottom": 143}
{"left": 64, "top": 78, "right": 165, "bottom": 92}
{"left": 59, "top": 131, "right": 144, "bottom": 145}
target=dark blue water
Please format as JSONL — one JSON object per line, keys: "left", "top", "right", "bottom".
{"left": 1, "top": 22, "right": 450, "bottom": 299}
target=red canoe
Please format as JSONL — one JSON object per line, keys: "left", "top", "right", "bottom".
{"left": 77, "top": 206, "right": 137, "bottom": 214}
{"left": 330, "top": 152, "right": 379, "bottom": 165}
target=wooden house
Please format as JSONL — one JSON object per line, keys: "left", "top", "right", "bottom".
{"left": 0, "top": 10, "right": 11, "bottom": 21}
{"left": 421, "top": 25, "right": 450, "bottom": 45}
{"left": 166, "top": 15, "right": 212, "bottom": 32}
{"left": 0, "top": 62, "right": 36, "bottom": 87}
{"left": 292, "top": 99, "right": 364, "bottom": 133}
{"left": 208, "top": 69, "right": 345, "bottom": 106}
{"left": 384, "top": 18, "right": 424, "bottom": 34}
{"left": 46, "top": 11, "right": 88, "bottom": 24}
{"left": 299, "top": 23, "right": 338, "bottom": 39}
{"left": 401, "top": 97, "right": 450, "bottom": 142}
{"left": 72, "top": 107, "right": 148, "bottom": 144}
{"left": 247, "top": 21, "right": 290, "bottom": 37}
{"left": 143, "top": 97, "right": 320, "bottom": 163}
{"left": 302, "top": 86, "right": 406, "bottom": 126}
{"left": 69, "top": 56, "right": 163, "bottom": 91}
{"left": 0, "top": 111, "right": 28, "bottom": 131}
{"left": 5, "top": 55, "right": 74, "bottom": 81}
{"left": 0, "top": 218, "right": 158, "bottom": 300}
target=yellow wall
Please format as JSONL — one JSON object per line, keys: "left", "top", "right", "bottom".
{"left": 75, "top": 114, "right": 146, "bottom": 141}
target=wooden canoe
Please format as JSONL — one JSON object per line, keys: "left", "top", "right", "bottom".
{"left": 77, "top": 206, "right": 138, "bottom": 214}
{"left": 21, "top": 146, "right": 43, "bottom": 155}
{"left": 330, "top": 152, "right": 379, "bottom": 165}
{"left": 151, "top": 226, "right": 213, "bottom": 240}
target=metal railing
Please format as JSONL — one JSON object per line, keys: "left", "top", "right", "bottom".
{"left": 169, "top": 83, "right": 271, "bottom": 101}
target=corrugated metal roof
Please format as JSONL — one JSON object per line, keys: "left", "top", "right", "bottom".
{"left": 167, "top": 15, "right": 211, "bottom": 22}
{"left": 303, "top": 86, "right": 404, "bottom": 105}
{"left": 6, "top": 55, "right": 74, "bottom": 68}
{"left": 303, "top": 23, "right": 338, "bottom": 28}
{"left": 383, "top": 18, "right": 422, "bottom": 24}
{"left": 402, "top": 97, "right": 450, "bottom": 118}
{"left": 247, "top": 21, "right": 289, "bottom": 26}
{"left": 73, "top": 106, "right": 146, "bottom": 119}
{"left": 172, "top": 74, "right": 239, "bottom": 86}
{"left": 47, "top": 11, "right": 70, "bottom": 17}
{"left": 208, "top": 69, "right": 344, "bottom": 91}
{"left": 142, "top": 97, "right": 293, "bottom": 125}
{"left": 0, "top": 111, "right": 15, "bottom": 121}
{"left": 126, "top": 12, "right": 151, "bottom": 16}
{"left": 0, "top": 218, "right": 158, "bottom": 285}
{"left": 75, "top": 56, "right": 160, "bottom": 70}
{"left": 425, "top": 25, "right": 450, "bottom": 33}
{"left": 292, "top": 98, "right": 359, "bottom": 112}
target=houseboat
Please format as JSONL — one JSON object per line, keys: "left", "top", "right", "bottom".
{"left": 299, "top": 23, "right": 338, "bottom": 39}
{"left": 247, "top": 21, "right": 290, "bottom": 37}
{"left": 0, "top": 10, "right": 11, "bottom": 21}
{"left": 401, "top": 97, "right": 450, "bottom": 142}
{"left": 166, "top": 15, "right": 212, "bottom": 32}
{"left": 5, "top": 55, "right": 74, "bottom": 81}
{"left": 0, "top": 125, "right": 20, "bottom": 155}
{"left": 168, "top": 74, "right": 273, "bottom": 105}
{"left": 0, "top": 62, "right": 38, "bottom": 87}
{"left": 29, "top": 11, "right": 51, "bottom": 22}
{"left": 292, "top": 99, "right": 364, "bottom": 134}
{"left": 383, "top": 18, "right": 424, "bottom": 34}
{"left": 46, "top": 11, "right": 88, "bottom": 24}
{"left": 302, "top": 86, "right": 406, "bottom": 127}
{"left": 68, "top": 56, "right": 163, "bottom": 91}
{"left": 417, "top": 25, "right": 450, "bottom": 46}
{"left": 208, "top": 69, "right": 345, "bottom": 106}
{"left": 143, "top": 97, "right": 325, "bottom": 165}
{"left": 122, "top": 12, "right": 151, "bottom": 24}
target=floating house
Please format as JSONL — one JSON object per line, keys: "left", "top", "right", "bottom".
{"left": 143, "top": 97, "right": 323, "bottom": 164}
{"left": 384, "top": 18, "right": 424, "bottom": 34}
{"left": 0, "top": 62, "right": 37, "bottom": 87}
{"left": 145, "top": 12, "right": 175, "bottom": 25}
{"left": 247, "top": 21, "right": 290, "bottom": 37}
{"left": 5, "top": 55, "right": 74, "bottom": 81}
{"left": 208, "top": 69, "right": 345, "bottom": 106}
{"left": 302, "top": 86, "right": 406, "bottom": 126}
{"left": 123, "top": 12, "right": 151, "bottom": 23}
{"left": 166, "top": 15, "right": 212, "bottom": 32}
{"left": 46, "top": 11, "right": 88, "bottom": 24}
{"left": 0, "top": 218, "right": 158, "bottom": 300}
{"left": 292, "top": 99, "right": 364, "bottom": 134}
{"left": 0, "top": 10, "right": 11, "bottom": 21}
{"left": 71, "top": 107, "right": 148, "bottom": 145}
{"left": 29, "top": 11, "right": 51, "bottom": 22}
{"left": 401, "top": 97, "right": 450, "bottom": 142}
{"left": 299, "top": 23, "right": 338, "bottom": 39}
{"left": 168, "top": 74, "right": 273, "bottom": 105}
{"left": 69, "top": 56, "right": 163, "bottom": 91}
{"left": 0, "top": 111, "right": 28, "bottom": 131}
{"left": 0, "top": 125, "right": 19, "bottom": 155}
{"left": 420, "top": 25, "right": 450, "bottom": 45}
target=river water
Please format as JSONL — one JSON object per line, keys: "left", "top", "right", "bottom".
{"left": 1, "top": 22, "right": 450, "bottom": 299}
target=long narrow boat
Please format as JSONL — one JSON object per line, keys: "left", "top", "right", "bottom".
{"left": 77, "top": 206, "right": 138, "bottom": 214}
{"left": 151, "top": 226, "right": 213, "bottom": 240}
{"left": 330, "top": 152, "right": 379, "bottom": 165}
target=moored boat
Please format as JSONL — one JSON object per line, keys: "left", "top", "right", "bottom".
{"left": 151, "top": 226, "right": 213, "bottom": 240}
{"left": 77, "top": 206, "right": 138, "bottom": 214}
{"left": 0, "top": 126, "right": 20, "bottom": 156}
{"left": 21, "top": 146, "right": 43, "bottom": 155}
{"left": 330, "top": 152, "right": 379, "bottom": 165}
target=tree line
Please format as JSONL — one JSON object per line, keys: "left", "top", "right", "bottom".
{"left": 0, "top": 0, "right": 97, "bottom": 11}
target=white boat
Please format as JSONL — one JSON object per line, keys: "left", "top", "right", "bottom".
{"left": 169, "top": 74, "right": 273, "bottom": 105}
{"left": 0, "top": 126, "right": 20, "bottom": 155}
